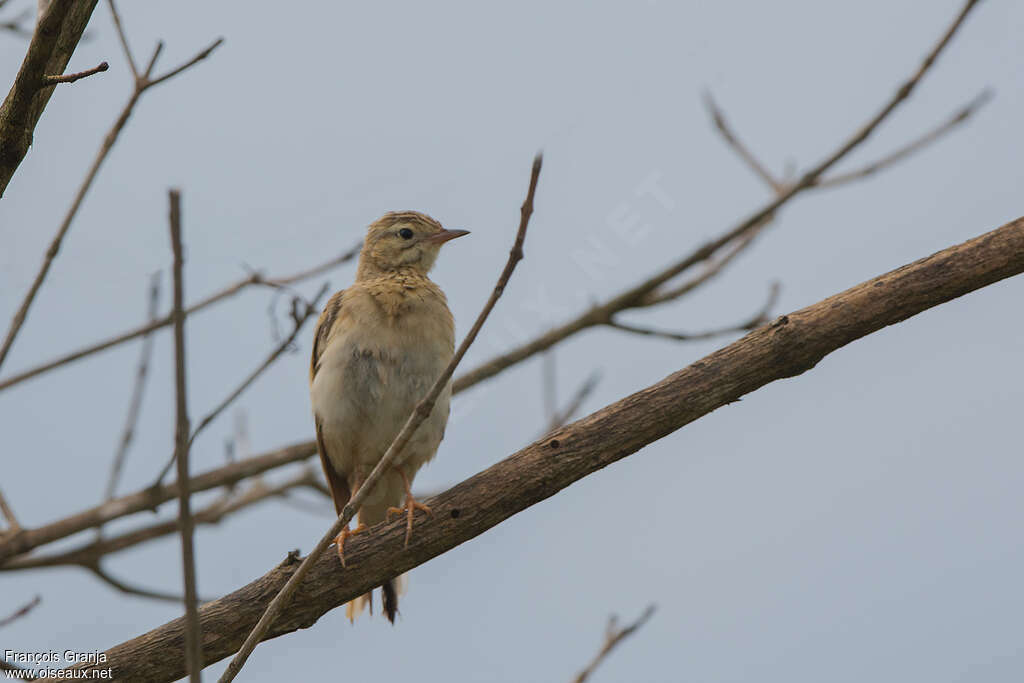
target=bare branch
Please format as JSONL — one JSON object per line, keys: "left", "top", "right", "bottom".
{"left": 0, "top": 487, "right": 22, "bottom": 534}
{"left": 453, "top": 0, "right": 981, "bottom": 393}
{"left": 146, "top": 37, "right": 223, "bottom": 89}
{"left": 68, "top": 212, "right": 1024, "bottom": 683}
{"left": 103, "top": 272, "right": 161, "bottom": 503}
{"left": 219, "top": 153, "right": 544, "bottom": 683}
{"left": 152, "top": 283, "right": 331, "bottom": 487}
{"left": 87, "top": 563, "right": 187, "bottom": 604}
{"left": 3, "top": 471, "right": 323, "bottom": 571}
{"left": 0, "top": 23, "right": 222, "bottom": 376}
{"left": 41, "top": 60, "right": 108, "bottom": 85}
{"left": 543, "top": 371, "right": 601, "bottom": 434}
{"left": 609, "top": 282, "right": 780, "bottom": 342}
{"left": 815, "top": 89, "right": 993, "bottom": 188}
{"left": 572, "top": 605, "right": 657, "bottom": 683}
{"left": 637, "top": 216, "right": 771, "bottom": 307}
{"left": 0, "top": 0, "right": 98, "bottom": 196}
{"left": 703, "top": 90, "right": 785, "bottom": 193}
{"left": 0, "top": 441, "right": 316, "bottom": 565}
{"left": 105, "top": 0, "right": 137, "bottom": 79}
{"left": 168, "top": 189, "right": 203, "bottom": 682}
{"left": 0, "top": 240, "right": 360, "bottom": 393}
{"left": 0, "top": 594, "right": 40, "bottom": 629}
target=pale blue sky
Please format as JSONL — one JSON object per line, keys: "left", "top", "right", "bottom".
{"left": 2, "top": 1, "right": 1022, "bottom": 681}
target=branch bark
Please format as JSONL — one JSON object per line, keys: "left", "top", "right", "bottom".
{"left": 62, "top": 213, "right": 1024, "bottom": 682}
{"left": 0, "top": 0, "right": 98, "bottom": 197}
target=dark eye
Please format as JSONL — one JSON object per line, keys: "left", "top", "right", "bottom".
{"left": 398, "top": 228, "right": 414, "bottom": 240}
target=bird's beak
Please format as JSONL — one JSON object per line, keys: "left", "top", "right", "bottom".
{"left": 425, "top": 228, "right": 470, "bottom": 245}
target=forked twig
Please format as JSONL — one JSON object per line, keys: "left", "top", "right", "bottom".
{"left": 572, "top": 605, "right": 657, "bottom": 683}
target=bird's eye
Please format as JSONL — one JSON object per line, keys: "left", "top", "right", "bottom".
{"left": 398, "top": 228, "right": 414, "bottom": 240}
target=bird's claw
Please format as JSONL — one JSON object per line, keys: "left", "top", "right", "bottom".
{"left": 387, "top": 496, "right": 432, "bottom": 547}
{"left": 334, "top": 523, "right": 368, "bottom": 568}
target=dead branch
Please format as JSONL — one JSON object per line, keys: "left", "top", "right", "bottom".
{"left": 87, "top": 563, "right": 186, "bottom": 604}
{"left": 0, "top": 239, "right": 361, "bottom": 392}
{"left": 63, "top": 212, "right": 1024, "bottom": 683}
{"left": 572, "top": 605, "right": 657, "bottom": 683}
{"left": 41, "top": 60, "right": 108, "bottom": 85}
{"left": 219, "top": 153, "right": 544, "bottom": 683}
{"left": 168, "top": 189, "right": 203, "bottom": 682}
{"left": 543, "top": 371, "right": 601, "bottom": 434}
{"left": 452, "top": 0, "right": 981, "bottom": 394}
{"left": 0, "top": 594, "right": 40, "bottom": 629}
{"left": 705, "top": 88, "right": 992, "bottom": 194}
{"left": 608, "top": 282, "right": 779, "bottom": 342}
{"left": 0, "top": 441, "right": 316, "bottom": 565}
{"left": 2, "top": 470, "right": 322, "bottom": 572}
{"left": 152, "top": 284, "right": 331, "bottom": 487}
{"left": 103, "top": 272, "right": 161, "bottom": 503}
{"left": 0, "top": 0, "right": 98, "bottom": 197}
{"left": 0, "top": 9, "right": 223, "bottom": 375}
{"left": 0, "top": 487, "right": 22, "bottom": 534}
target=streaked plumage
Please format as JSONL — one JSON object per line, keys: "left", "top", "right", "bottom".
{"left": 309, "top": 211, "right": 467, "bottom": 622}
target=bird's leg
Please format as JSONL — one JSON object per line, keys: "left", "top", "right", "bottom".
{"left": 335, "top": 476, "right": 368, "bottom": 569}
{"left": 386, "top": 467, "right": 432, "bottom": 547}
{"left": 334, "top": 522, "right": 368, "bottom": 568}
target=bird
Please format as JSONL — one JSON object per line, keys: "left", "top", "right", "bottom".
{"left": 309, "top": 210, "right": 468, "bottom": 623}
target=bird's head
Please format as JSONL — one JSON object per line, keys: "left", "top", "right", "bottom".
{"left": 357, "top": 211, "right": 469, "bottom": 278}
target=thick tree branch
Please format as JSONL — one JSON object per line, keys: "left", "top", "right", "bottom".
{"left": 62, "top": 213, "right": 1024, "bottom": 682}
{"left": 0, "top": 0, "right": 98, "bottom": 197}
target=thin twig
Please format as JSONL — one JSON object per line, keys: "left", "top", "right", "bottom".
{"left": 3, "top": 471, "right": 323, "bottom": 571}
{"left": 0, "top": 594, "right": 40, "bottom": 629}
{"left": 637, "top": 216, "right": 771, "bottom": 307}
{"left": 0, "top": 487, "right": 22, "bottom": 533}
{"left": 815, "top": 89, "right": 993, "bottom": 188}
{"left": 543, "top": 371, "right": 601, "bottom": 434}
{"left": 610, "top": 282, "right": 780, "bottom": 342}
{"left": 0, "top": 240, "right": 360, "bottom": 393}
{"left": 218, "top": 153, "right": 544, "bottom": 683}
{"left": 0, "top": 27, "right": 222, "bottom": 375}
{"left": 41, "top": 60, "right": 108, "bottom": 86}
{"left": 152, "top": 284, "right": 330, "bottom": 488}
{"left": 88, "top": 563, "right": 188, "bottom": 604}
{"left": 103, "top": 272, "right": 161, "bottom": 504}
{"left": 453, "top": 0, "right": 981, "bottom": 394}
{"left": 542, "top": 351, "right": 557, "bottom": 423}
{"left": 572, "top": 605, "right": 657, "bottom": 683}
{"left": 105, "top": 0, "right": 137, "bottom": 79}
{"left": 168, "top": 189, "right": 203, "bottom": 682}
{"left": 0, "top": 441, "right": 317, "bottom": 565}
{"left": 703, "top": 90, "right": 785, "bottom": 192}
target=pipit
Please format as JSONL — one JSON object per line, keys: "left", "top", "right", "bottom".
{"left": 309, "top": 211, "right": 468, "bottom": 622}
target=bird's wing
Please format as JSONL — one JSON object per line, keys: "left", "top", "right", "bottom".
{"left": 311, "top": 290, "right": 351, "bottom": 514}
{"left": 310, "top": 289, "right": 346, "bottom": 382}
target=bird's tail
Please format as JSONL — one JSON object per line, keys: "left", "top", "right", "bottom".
{"left": 345, "top": 502, "right": 406, "bottom": 623}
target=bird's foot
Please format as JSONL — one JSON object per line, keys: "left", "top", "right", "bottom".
{"left": 387, "top": 495, "right": 432, "bottom": 547}
{"left": 334, "top": 523, "right": 368, "bottom": 568}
